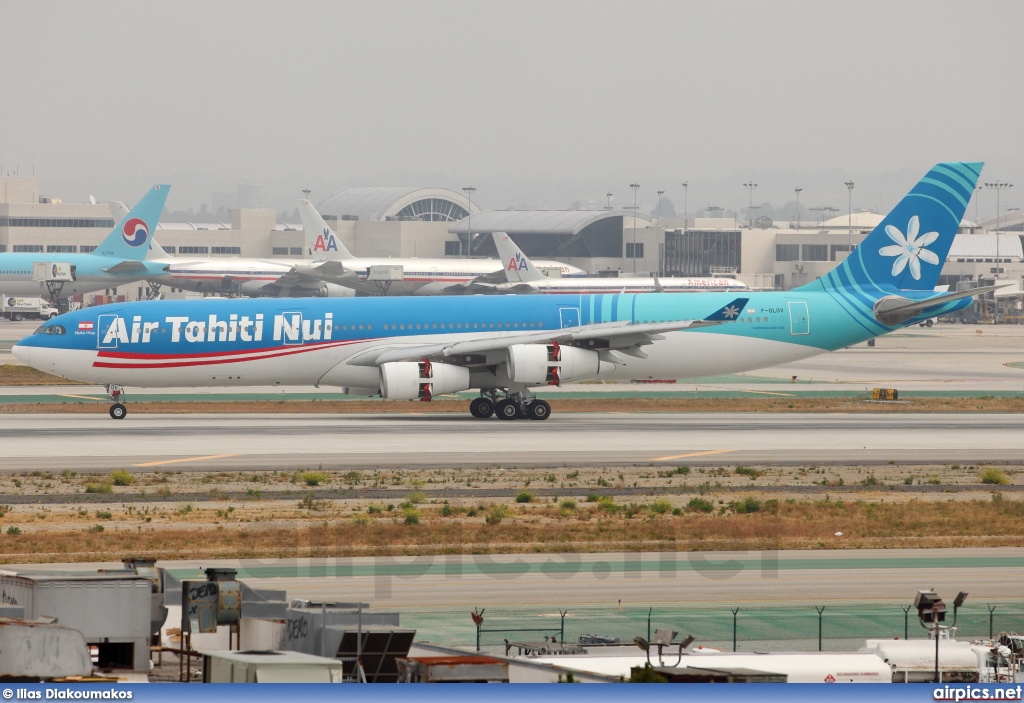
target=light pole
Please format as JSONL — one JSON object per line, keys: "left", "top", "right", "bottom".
{"left": 656, "top": 190, "right": 665, "bottom": 219}
{"left": 680, "top": 182, "right": 688, "bottom": 235}
{"left": 301, "top": 188, "right": 312, "bottom": 201}
{"left": 794, "top": 187, "right": 803, "bottom": 229}
{"left": 845, "top": 181, "right": 855, "bottom": 252}
{"left": 985, "top": 181, "right": 1013, "bottom": 323}
{"left": 606, "top": 192, "right": 613, "bottom": 210}
{"left": 743, "top": 182, "right": 758, "bottom": 228}
{"left": 462, "top": 186, "right": 476, "bottom": 257}
{"left": 974, "top": 185, "right": 983, "bottom": 229}
{"left": 630, "top": 183, "right": 640, "bottom": 273}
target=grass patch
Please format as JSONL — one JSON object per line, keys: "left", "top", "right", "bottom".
{"left": 515, "top": 491, "right": 533, "bottom": 504}
{"left": 84, "top": 482, "right": 113, "bottom": 494}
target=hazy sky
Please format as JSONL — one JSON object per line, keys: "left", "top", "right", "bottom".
{"left": 2, "top": 1, "right": 1022, "bottom": 217}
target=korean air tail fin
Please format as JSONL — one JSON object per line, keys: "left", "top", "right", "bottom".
{"left": 298, "top": 200, "right": 354, "bottom": 261}
{"left": 92, "top": 185, "right": 170, "bottom": 260}
{"left": 492, "top": 232, "right": 546, "bottom": 283}
{"left": 805, "top": 162, "right": 982, "bottom": 293}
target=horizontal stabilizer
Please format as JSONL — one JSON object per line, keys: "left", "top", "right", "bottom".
{"left": 102, "top": 260, "right": 151, "bottom": 275}
{"left": 873, "top": 284, "right": 1005, "bottom": 326}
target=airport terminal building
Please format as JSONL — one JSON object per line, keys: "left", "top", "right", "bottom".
{"left": 2, "top": 176, "right": 1022, "bottom": 316}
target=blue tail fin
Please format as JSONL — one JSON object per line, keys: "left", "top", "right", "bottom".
{"left": 804, "top": 162, "right": 982, "bottom": 292}
{"left": 91, "top": 185, "right": 170, "bottom": 260}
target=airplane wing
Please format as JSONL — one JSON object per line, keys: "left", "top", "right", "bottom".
{"left": 258, "top": 261, "right": 376, "bottom": 296}
{"left": 344, "top": 297, "right": 747, "bottom": 367}
{"left": 346, "top": 318, "right": 722, "bottom": 368}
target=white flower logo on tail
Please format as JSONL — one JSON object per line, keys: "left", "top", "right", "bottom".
{"left": 878, "top": 215, "right": 940, "bottom": 280}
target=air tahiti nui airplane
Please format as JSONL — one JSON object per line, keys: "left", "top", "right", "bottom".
{"left": 15, "top": 163, "right": 992, "bottom": 421}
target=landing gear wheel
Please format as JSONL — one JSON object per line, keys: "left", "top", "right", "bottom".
{"left": 109, "top": 403, "right": 127, "bottom": 420}
{"left": 469, "top": 397, "right": 494, "bottom": 419}
{"left": 526, "top": 399, "right": 551, "bottom": 421}
{"left": 496, "top": 398, "right": 520, "bottom": 421}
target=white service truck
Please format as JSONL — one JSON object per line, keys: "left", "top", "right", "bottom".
{"left": 1, "top": 296, "right": 58, "bottom": 321}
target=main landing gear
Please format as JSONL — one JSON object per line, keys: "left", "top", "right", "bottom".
{"left": 107, "top": 384, "right": 128, "bottom": 420}
{"left": 469, "top": 392, "right": 551, "bottom": 421}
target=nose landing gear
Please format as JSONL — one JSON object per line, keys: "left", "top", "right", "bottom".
{"left": 107, "top": 385, "right": 128, "bottom": 420}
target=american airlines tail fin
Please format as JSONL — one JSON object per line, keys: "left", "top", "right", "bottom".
{"left": 492, "top": 232, "right": 546, "bottom": 284}
{"left": 93, "top": 185, "right": 170, "bottom": 260}
{"left": 298, "top": 200, "right": 355, "bottom": 261}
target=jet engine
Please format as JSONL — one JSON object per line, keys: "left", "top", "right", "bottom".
{"left": 505, "top": 342, "right": 613, "bottom": 385}
{"left": 379, "top": 360, "right": 471, "bottom": 401}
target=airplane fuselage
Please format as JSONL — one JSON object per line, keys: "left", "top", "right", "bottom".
{"left": 0, "top": 253, "right": 166, "bottom": 297}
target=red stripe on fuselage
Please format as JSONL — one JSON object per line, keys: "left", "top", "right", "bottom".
{"left": 91, "top": 338, "right": 379, "bottom": 369}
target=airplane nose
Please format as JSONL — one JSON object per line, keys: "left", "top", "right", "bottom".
{"left": 12, "top": 343, "right": 31, "bottom": 365}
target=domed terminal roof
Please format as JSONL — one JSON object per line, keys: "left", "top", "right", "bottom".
{"left": 316, "top": 187, "right": 478, "bottom": 222}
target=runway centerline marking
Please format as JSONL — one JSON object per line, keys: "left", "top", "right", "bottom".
{"left": 650, "top": 449, "right": 735, "bottom": 462}
{"left": 59, "top": 394, "right": 105, "bottom": 401}
{"left": 133, "top": 453, "right": 239, "bottom": 467}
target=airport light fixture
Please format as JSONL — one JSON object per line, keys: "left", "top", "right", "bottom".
{"left": 680, "top": 182, "right": 688, "bottom": 235}
{"left": 630, "top": 183, "right": 640, "bottom": 273}
{"left": 974, "top": 185, "right": 983, "bottom": 227}
{"left": 794, "top": 187, "right": 803, "bottom": 229}
{"left": 656, "top": 190, "right": 665, "bottom": 219}
{"left": 985, "top": 181, "right": 1013, "bottom": 322}
{"left": 606, "top": 192, "right": 613, "bottom": 210}
{"left": 301, "top": 188, "right": 312, "bottom": 201}
{"left": 743, "top": 182, "right": 758, "bottom": 228}
{"left": 845, "top": 181, "right": 855, "bottom": 251}
{"left": 913, "top": 589, "right": 968, "bottom": 683}
{"left": 462, "top": 186, "right": 476, "bottom": 258}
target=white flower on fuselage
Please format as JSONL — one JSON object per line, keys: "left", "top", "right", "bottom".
{"left": 878, "top": 215, "right": 940, "bottom": 280}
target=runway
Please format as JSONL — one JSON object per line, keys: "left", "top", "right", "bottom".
{"left": 11, "top": 548, "right": 1024, "bottom": 608}
{"left": 0, "top": 411, "right": 1021, "bottom": 471}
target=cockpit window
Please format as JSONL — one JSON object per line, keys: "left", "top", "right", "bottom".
{"left": 53, "top": 325, "right": 65, "bottom": 335}
{"left": 35, "top": 325, "right": 65, "bottom": 336}
{"left": 33, "top": 324, "right": 47, "bottom": 335}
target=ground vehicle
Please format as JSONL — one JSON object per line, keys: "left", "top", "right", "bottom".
{"left": 1, "top": 296, "right": 58, "bottom": 321}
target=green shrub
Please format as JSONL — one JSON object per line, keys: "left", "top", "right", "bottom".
{"left": 686, "top": 497, "right": 714, "bottom": 513}
{"left": 109, "top": 470, "right": 134, "bottom": 486}
{"left": 515, "top": 491, "right": 533, "bottom": 504}
{"left": 85, "top": 482, "right": 113, "bottom": 494}
{"left": 980, "top": 467, "right": 1011, "bottom": 485}
{"left": 485, "top": 505, "right": 509, "bottom": 525}
{"left": 733, "top": 496, "right": 762, "bottom": 514}
{"left": 403, "top": 509, "right": 420, "bottom": 525}
{"left": 95, "top": 510, "right": 112, "bottom": 519}
{"left": 6, "top": 526, "right": 21, "bottom": 535}
{"left": 649, "top": 499, "right": 673, "bottom": 515}
{"left": 674, "top": 466, "right": 691, "bottom": 476}
{"left": 735, "top": 466, "right": 763, "bottom": 480}
{"left": 367, "top": 503, "right": 383, "bottom": 515}
{"left": 297, "top": 471, "right": 328, "bottom": 486}
{"left": 88, "top": 524, "right": 104, "bottom": 533}
{"left": 406, "top": 491, "right": 428, "bottom": 504}
{"left": 585, "top": 494, "right": 599, "bottom": 502}
{"left": 559, "top": 500, "right": 577, "bottom": 511}
{"left": 439, "top": 503, "right": 454, "bottom": 517}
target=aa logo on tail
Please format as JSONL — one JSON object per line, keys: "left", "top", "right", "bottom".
{"left": 312, "top": 227, "right": 339, "bottom": 252}
{"left": 507, "top": 252, "right": 529, "bottom": 271}
{"left": 122, "top": 218, "right": 149, "bottom": 247}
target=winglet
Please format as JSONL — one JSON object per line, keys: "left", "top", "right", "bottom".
{"left": 92, "top": 185, "right": 170, "bottom": 261}
{"left": 298, "top": 200, "right": 354, "bottom": 261}
{"left": 703, "top": 298, "right": 749, "bottom": 322}
{"left": 492, "top": 232, "right": 545, "bottom": 283}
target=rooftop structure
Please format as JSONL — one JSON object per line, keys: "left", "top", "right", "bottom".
{"left": 316, "top": 187, "right": 478, "bottom": 222}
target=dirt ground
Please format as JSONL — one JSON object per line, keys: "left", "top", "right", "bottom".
{"left": 0, "top": 463, "right": 1019, "bottom": 562}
